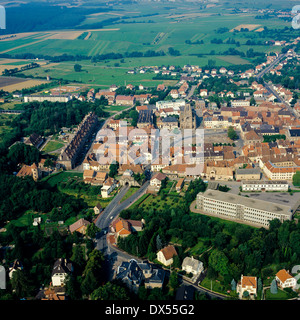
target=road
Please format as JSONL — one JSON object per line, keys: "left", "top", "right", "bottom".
{"left": 255, "top": 52, "right": 287, "bottom": 80}
{"left": 95, "top": 181, "right": 150, "bottom": 255}
{"left": 255, "top": 51, "right": 296, "bottom": 117}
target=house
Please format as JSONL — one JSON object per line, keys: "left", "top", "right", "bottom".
{"left": 144, "top": 268, "right": 166, "bottom": 290}
{"left": 51, "top": 258, "right": 73, "bottom": 287}
{"left": 112, "top": 217, "right": 144, "bottom": 238}
{"left": 69, "top": 218, "right": 91, "bottom": 235}
{"left": 176, "top": 178, "right": 185, "bottom": 192}
{"left": 117, "top": 259, "right": 165, "bottom": 293}
{"left": 149, "top": 172, "right": 167, "bottom": 192}
{"left": 101, "top": 177, "right": 117, "bottom": 198}
{"left": 276, "top": 269, "right": 296, "bottom": 289}
{"left": 16, "top": 163, "right": 41, "bottom": 182}
{"left": 157, "top": 245, "right": 177, "bottom": 266}
{"left": 181, "top": 257, "right": 203, "bottom": 277}
{"left": 24, "top": 132, "right": 44, "bottom": 149}
{"left": 115, "top": 95, "right": 135, "bottom": 106}
{"left": 236, "top": 275, "right": 257, "bottom": 299}
{"left": 93, "top": 203, "right": 103, "bottom": 215}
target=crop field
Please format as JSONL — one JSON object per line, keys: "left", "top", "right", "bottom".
{"left": 0, "top": 2, "right": 294, "bottom": 86}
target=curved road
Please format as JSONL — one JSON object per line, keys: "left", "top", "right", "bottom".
{"left": 94, "top": 180, "right": 226, "bottom": 300}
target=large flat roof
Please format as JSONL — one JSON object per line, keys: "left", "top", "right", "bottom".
{"left": 198, "top": 189, "right": 293, "bottom": 217}
{"left": 242, "top": 180, "right": 289, "bottom": 185}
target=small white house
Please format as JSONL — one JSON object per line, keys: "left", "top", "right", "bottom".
{"left": 101, "top": 177, "right": 117, "bottom": 198}
{"left": 51, "top": 258, "right": 73, "bottom": 287}
{"left": 276, "top": 269, "right": 296, "bottom": 289}
{"left": 157, "top": 245, "right": 177, "bottom": 266}
{"left": 181, "top": 256, "right": 203, "bottom": 276}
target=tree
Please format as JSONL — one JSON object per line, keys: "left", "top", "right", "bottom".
{"left": 169, "top": 271, "right": 179, "bottom": 291}
{"left": 109, "top": 161, "right": 119, "bottom": 178}
{"left": 86, "top": 223, "right": 101, "bottom": 238}
{"left": 129, "top": 109, "right": 139, "bottom": 127}
{"left": 231, "top": 278, "right": 237, "bottom": 291}
{"left": 11, "top": 270, "right": 33, "bottom": 298}
{"left": 250, "top": 96, "right": 256, "bottom": 106}
{"left": 292, "top": 171, "right": 300, "bottom": 186}
{"left": 227, "top": 126, "right": 238, "bottom": 140}
{"left": 208, "top": 249, "right": 229, "bottom": 276}
{"left": 74, "top": 64, "right": 82, "bottom": 72}
{"left": 270, "top": 279, "right": 278, "bottom": 294}
{"left": 81, "top": 250, "right": 105, "bottom": 296}
{"left": 91, "top": 282, "right": 129, "bottom": 300}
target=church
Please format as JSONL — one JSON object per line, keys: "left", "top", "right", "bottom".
{"left": 179, "top": 103, "right": 196, "bottom": 130}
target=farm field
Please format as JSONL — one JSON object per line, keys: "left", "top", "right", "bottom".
{"left": 0, "top": 2, "right": 295, "bottom": 88}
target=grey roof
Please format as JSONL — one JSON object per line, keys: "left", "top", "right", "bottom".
{"left": 145, "top": 269, "right": 165, "bottom": 284}
{"left": 199, "top": 189, "right": 293, "bottom": 217}
{"left": 51, "top": 258, "right": 73, "bottom": 276}
{"left": 236, "top": 168, "right": 261, "bottom": 175}
{"left": 242, "top": 180, "right": 288, "bottom": 185}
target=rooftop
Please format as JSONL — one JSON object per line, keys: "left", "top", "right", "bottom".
{"left": 199, "top": 189, "right": 293, "bottom": 217}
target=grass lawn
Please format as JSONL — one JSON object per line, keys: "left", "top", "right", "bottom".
{"left": 200, "top": 277, "right": 233, "bottom": 298}
{"left": 120, "top": 187, "right": 139, "bottom": 203}
{"left": 42, "top": 171, "right": 83, "bottom": 187}
{"left": 265, "top": 288, "right": 293, "bottom": 300}
{"left": 128, "top": 193, "right": 150, "bottom": 210}
{"left": 42, "top": 140, "right": 65, "bottom": 153}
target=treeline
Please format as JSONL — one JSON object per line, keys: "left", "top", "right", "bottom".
{"left": 1, "top": 49, "right": 168, "bottom": 64}
{"left": 2, "top": 63, "right": 40, "bottom": 76}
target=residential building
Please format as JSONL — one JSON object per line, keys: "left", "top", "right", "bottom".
{"left": 51, "top": 258, "right": 73, "bottom": 287}
{"left": 149, "top": 172, "right": 167, "bottom": 192}
{"left": 157, "top": 245, "right": 177, "bottom": 266}
{"left": 117, "top": 259, "right": 165, "bottom": 293}
{"left": 58, "top": 112, "right": 99, "bottom": 170}
{"left": 236, "top": 275, "right": 257, "bottom": 299}
{"left": 276, "top": 269, "right": 296, "bottom": 289}
{"left": 181, "top": 257, "right": 203, "bottom": 276}
{"left": 101, "top": 177, "right": 117, "bottom": 198}
{"left": 69, "top": 218, "right": 91, "bottom": 235}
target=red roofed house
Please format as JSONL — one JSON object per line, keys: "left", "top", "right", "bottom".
{"left": 236, "top": 275, "right": 257, "bottom": 299}
{"left": 157, "top": 245, "right": 177, "bottom": 266}
{"left": 69, "top": 218, "right": 91, "bottom": 235}
{"left": 149, "top": 172, "right": 167, "bottom": 192}
{"left": 276, "top": 269, "right": 296, "bottom": 289}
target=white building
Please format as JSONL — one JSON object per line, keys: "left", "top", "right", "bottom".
{"left": 24, "top": 94, "right": 71, "bottom": 103}
{"left": 157, "top": 245, "right": 177, "bottom": 266}
{"left": 156, "top": 99, "right": 185, "bottom": 111}
{"left": 181, "top": 257, "right": 203, "bottom": 276}
{"left": 276, "top": 269, "right": 297, "bottom": 289}
{"left": 196, "top": 189, "right": 293, "bottom": 228}
{"left": 241, "top": 180, "right": 289, "bottom": 192}
{"left": 236, "top": 275, "right": 257, "bottom": 299}
{"left": 51, "top": 258, "right": 73, "bottom": 287}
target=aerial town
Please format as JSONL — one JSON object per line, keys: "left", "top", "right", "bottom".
{"left": 0, "top": 0, "right": 300, "bottom": 306}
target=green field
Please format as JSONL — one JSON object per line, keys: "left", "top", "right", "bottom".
{"left": 1, "top": 2, "right": 295, "bottom": 87}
